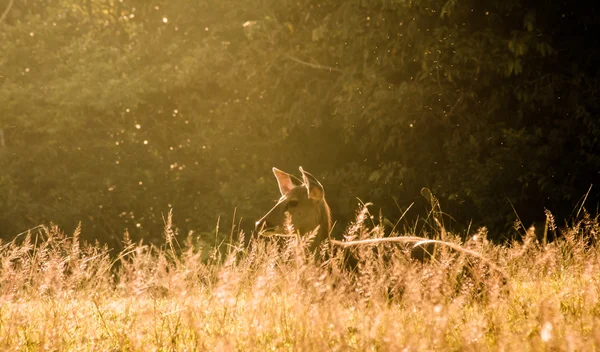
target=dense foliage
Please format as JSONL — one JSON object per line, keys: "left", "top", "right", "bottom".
{"left": 1, "top": 0, "right": 599, "bottom": 245}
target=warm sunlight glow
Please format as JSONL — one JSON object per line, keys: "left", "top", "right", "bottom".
{"left": 2, "top": 0, "right": 598, "bottom": 349}
{"left": 541, "top": 322, "right": 553, "bottom": 342}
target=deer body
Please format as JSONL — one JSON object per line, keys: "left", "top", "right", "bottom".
{"left": 255, "top": 167, "right": 331, "bottom": 251}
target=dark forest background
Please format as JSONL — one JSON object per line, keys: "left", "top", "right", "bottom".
{"left": 1, "top": 0, "right": 599, "bottom": 247}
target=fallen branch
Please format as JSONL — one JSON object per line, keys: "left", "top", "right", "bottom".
{"left": 331, "top": 236, "right": 509, "bottom": 281}
{"left": 331, "top": 236, "right": 426, "bottom": 247}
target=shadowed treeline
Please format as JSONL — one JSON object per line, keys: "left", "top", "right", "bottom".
{"left": 1, "top": 0, "right": 599, "bottom": 245}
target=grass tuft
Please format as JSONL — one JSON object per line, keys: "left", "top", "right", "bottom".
{"left": 1, "top": 209, "right": 600, "bottom": 350}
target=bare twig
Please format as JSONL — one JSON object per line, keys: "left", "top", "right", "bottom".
{"left": 390, "top": 201, "right": 414, "bottom": 236}
{"left": 508, "top": 199, "right": 526, "bottom": 236}
{"left": 446, "top": 91, "right": 464, "bottom": 118}
{"left": 0, "top": 0, "right": 14, "bottom": 25}
{"left": 576, "top": 184, "right": 593, "bottom": 219}
{"left": 86, "top": 0, "right": 93, "bottom": 21}
{"left": 284, "top": 54, "right": 344, "bottom": 73}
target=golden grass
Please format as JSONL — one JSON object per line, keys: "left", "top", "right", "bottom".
{"left": 1, "top": 209, "right": 600, "bottom": 351}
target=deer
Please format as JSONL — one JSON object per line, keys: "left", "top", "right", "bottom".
{"left": 255, "top": 167, "right": 332, "bottom": 252}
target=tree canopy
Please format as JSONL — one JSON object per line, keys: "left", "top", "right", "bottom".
{"left": 1, "top": 0, "right": 599, "bottom": 245}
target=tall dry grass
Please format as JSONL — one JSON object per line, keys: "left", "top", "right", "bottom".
{"left": 1, "top": 208, "right": 599, "bottom": 351}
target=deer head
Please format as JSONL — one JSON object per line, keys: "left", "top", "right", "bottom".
{"left": 255, "top": 167, "right": 331, "bottom": 250}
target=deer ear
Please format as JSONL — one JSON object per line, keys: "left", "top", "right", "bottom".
{"left": 299, "top": 166, "right": 324, "bottom": 201}
{"left": 272, "top": 167, "right": 299, "bottom": 196}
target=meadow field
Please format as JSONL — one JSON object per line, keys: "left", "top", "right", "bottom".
{"left": 1, "top": 208, "right": 599, "bottom": 351}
